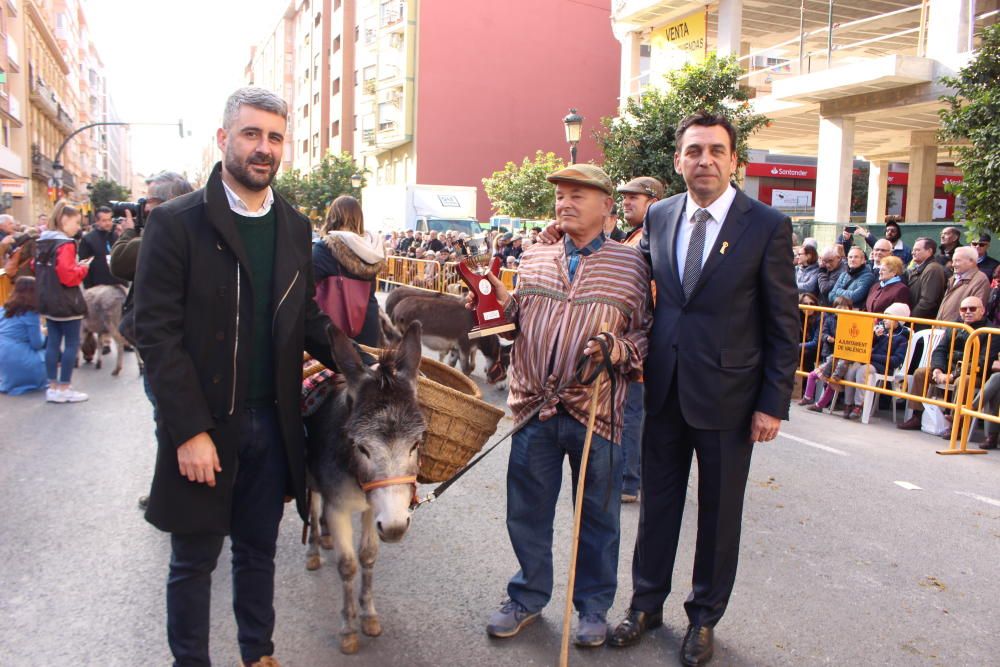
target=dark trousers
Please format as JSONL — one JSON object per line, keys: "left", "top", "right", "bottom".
{"left": 166, "top": 406, "right": 287, "bottom": 666}
{"left": 630, "top": 382, "right": 754, "bottom": 628}
{"left": 506, "top": 413, "right": 622, "bottom": 615}
{"left": 621, "top": 381, "right": 644, "bottom": 496}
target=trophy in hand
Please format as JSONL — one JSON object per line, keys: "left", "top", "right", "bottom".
{"left": 457, "top": 255, "right": 517, "bottom": 339}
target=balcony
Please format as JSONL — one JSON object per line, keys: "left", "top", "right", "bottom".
{"left": 29, "top": 77, "right": 59, "bottom": 121}
{"left": 379, "top": 0, "right": 404, "bottom": 29}
{"left": 56, "top": 104, "right": 73, "bottom": 133}
{"left": 6, "top": 34, "right": 18, "bottom": 71}
{"left": 31, "top": 144, "right": 52, "bottom": 180}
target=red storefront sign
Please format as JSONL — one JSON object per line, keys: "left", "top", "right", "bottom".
{"left": 746, "top": 162, "right": 963, "bottom": 187}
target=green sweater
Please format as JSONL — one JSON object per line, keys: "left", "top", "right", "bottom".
{"left": 234, "top": 209, "right": 276, "bottom": 407}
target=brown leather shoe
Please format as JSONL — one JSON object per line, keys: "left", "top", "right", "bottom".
{"left": 680, "top": 624, "right": 714, "bottom": 666}
{"left": 608, "top": 608, "right": 662, "bottom": 648}
{"left": 241, "top": 657, "right": 281, "bottom": 667}
{"left": 897, "top": 414, "right": 922, "bottom": 430}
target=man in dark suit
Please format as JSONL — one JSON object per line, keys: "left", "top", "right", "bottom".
{"left": 608, "top": 112, "right": 799, "bottom": 666}
{"left": 79, "top": 206, "right": 127, "bottom": 288}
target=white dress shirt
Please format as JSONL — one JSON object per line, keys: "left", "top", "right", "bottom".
{"left": 676, "top": 184, "right": 737, "bottom": 280}
{"left": 221, "top": 179, "right": 275, "bottom": 218}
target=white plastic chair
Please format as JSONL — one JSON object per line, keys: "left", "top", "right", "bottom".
{"left": 900, "top": 328, "right": 946, "bottom": 421}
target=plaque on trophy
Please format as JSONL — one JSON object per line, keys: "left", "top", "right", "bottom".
{"left": 457, "top": 255, "right": 517, "bottom": 339}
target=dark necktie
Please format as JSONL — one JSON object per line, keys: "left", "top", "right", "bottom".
{"left": 683, "top": 208, "right": 711, "bottom": 299}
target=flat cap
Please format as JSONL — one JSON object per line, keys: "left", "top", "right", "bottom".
{"left": 547, "top": 164, "right": 613, "bottom": 196}
{"left": 617, "top": 176, "right": 664, "bottom": 199}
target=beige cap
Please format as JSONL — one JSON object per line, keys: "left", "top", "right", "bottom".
{"left": 546, "top": 164, "right": 613, "bottom": 196}
{"left": 617, "top": 176, "right": 664, "bottom": 199}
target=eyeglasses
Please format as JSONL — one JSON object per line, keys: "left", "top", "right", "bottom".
{"left": 959, "top": 306, "right": 981, "bottom": 313}
{"left": 972, "top": 242, "right": 988, "bottom": 247}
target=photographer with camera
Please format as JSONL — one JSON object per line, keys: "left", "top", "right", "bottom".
{"left": 79, "top": 206, "right": 127, "bottom": 288}
{"left": 109, "top": 172, "right": 193, "bottom": 283}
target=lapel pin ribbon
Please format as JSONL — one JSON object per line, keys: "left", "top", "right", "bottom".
{"left": 720, "top": 241, "right": 729, "bottom": 255}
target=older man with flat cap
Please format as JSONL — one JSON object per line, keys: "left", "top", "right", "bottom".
{"left": 480, "top": 163, "right": 652, "bottom": 648}
{"left": 616, "top": 176, "right": 664, "bottom": 504}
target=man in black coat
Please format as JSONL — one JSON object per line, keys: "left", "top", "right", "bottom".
{"left": 78, "top": 206, "right": 126, "bottom": 287}
{"left": 609, "top": 112, "right": 799, "bottom": 666}
{"left": 135, "top": 87, "right": 337, "bottom": 667}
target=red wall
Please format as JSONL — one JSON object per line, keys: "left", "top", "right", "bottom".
{"left": 414, "top": 1, "right": 620, "bottom": 220}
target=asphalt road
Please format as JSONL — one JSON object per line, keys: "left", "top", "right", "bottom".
{"left": 2, "top": 338, "right": 1000, "bottom": 666}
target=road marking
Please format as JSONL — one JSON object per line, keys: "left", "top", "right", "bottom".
{"left": 894, "top": 481, "right": 922, "bottom": 491}
{"left": 955, "top": 491, "right": 1000, "bottom": 508}
{"left": 777, "top": 432, "right": 849, "bottom": 456}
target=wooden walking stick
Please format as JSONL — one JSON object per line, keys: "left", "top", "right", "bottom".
{"left": 558, "top": 330, "right": 609, "bottom": 667}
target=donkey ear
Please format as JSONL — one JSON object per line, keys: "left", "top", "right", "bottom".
{"left": 395, "top": 320, "right": 423, "bottom": 384}
{"left": 327, "top": 323, "right": 366, "bottom": 385}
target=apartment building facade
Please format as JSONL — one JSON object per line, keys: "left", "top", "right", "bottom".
{"left": 612, "top": 0, "right": 999, "bottom": 225}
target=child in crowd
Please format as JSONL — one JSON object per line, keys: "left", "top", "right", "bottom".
{"left": 34, "top": 201, "right": 90, "bottom": 403}
{"left": 799, "top": 295, "right": 853, "bottom": 409}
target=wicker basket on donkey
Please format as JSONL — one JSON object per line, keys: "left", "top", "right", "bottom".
{"left": 305, "top": 350, "right": 504, "bottom": 484}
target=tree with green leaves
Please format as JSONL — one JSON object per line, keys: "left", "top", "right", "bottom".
{"left": 596, "top": 53, "right": 769, "bottom": 198}
{"left": 272, "top": 151, "right": 364, "bottom": 222}
{"left": 482, "top": 150, "right": 566, "bottom": 220}
{"left": 89, "top": 178, "right": 131, "bottom": 209}
{"left": 939, "top": 23, "right": 1000, "bottom": 234}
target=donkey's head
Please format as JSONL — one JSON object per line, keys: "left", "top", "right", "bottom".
{"left": 475, "top": 335, "right": 512, "bottom": 385}
{"left": 328, "top": 320, "right": 426, "bottom": 543}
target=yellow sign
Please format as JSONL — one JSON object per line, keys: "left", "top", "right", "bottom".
{"left": 834, "top": 312, "right": 875, "bottom": 364}
{"left": 648, "top": 11, "right": 707, "bottom": 86}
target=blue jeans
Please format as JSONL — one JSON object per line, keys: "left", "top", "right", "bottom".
{"left": 506, "top": 412, "right": 622, "bottom": 615}
{"left": 621, "top": 382, "right": 645, "bottom": 496}
{"left": 166, "top": 407, "right": 288, "bottom": 666}
{"left": 45, "top": 318, "right": 81, "bottom": 384}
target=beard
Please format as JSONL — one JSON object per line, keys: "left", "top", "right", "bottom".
{"left": 224, "top": 148, "right": 279, "bottom": 192}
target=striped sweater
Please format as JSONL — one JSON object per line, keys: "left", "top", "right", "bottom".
{"left": 506, "top": 238, "right": 652, "bottom": 442}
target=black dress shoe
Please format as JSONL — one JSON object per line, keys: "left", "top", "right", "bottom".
{"left": 608, "top": 608, "right": 662, "bottom": 648}
{"left": 680, "top": 624, "right": 714, "bottom": 666}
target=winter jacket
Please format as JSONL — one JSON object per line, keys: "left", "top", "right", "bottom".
{"left": 817, "top": 260, "right": 846, "bottom": 305}
{"left": 34, "top": 231, "right": 88, "bottom": 321}
{"left": 801, "top": 311, "right": 838, "bottom": 361}
{"left": 865, "top": 278, "right": 911, "bottom": 314}
{"left": 828, "top": 265, "right": 876, "bottom": 309}
{"left": 907, "top": 259, "right": 947, "bottom": 320}
{"left": 311, "top": 231, "right": 385, "bottom": 348}
{"left": 796, "top": 262, "right": 820, "bottom": 296}
{"left": 930, "top": 318, "right": 996, "bottom": 375}
{"left": 135, "top": 163, "right": 338, "bottom": 535}
{"left": 79, "top": 227, "right": 127, "bottom": 287}
{"left": 937, "top": 271, "right": 991, "bottom": 323}
{"left": 869, "top": 325, "right": 909, "bottom": 373}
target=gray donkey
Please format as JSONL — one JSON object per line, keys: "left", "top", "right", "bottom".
{"left": 304, "top": 320, "right": 427, "bottom": 655}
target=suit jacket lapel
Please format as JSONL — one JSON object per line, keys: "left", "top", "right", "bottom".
{"left": 656, "top": 196, "right": 684, "bottom": 300}
{"left": 204, "top": 163, "right": 252, "bottom": 275}
{"left": 687, "top": 189, "right": 753, "bottom": 302}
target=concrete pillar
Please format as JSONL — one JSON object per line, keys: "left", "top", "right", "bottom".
{"left": 926, "top": 0, "right": 972, "bottom": 61}
{"left": 906, "top": 131, "right": 938, "bottom": 223}
{"left": 814, "top": 115, "right": 855, "bottom": 224}
{"left": 866, "top": 160, "right": 889, "bottom": 225}
{"left": 716, "top": 0, "right": 743, "bottom": 57}
{"left": 619, "top": 31, "right": 641, "bottom": 108}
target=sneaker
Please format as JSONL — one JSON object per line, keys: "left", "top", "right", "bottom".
{"left": 61, "top": 388, "right": 89, "bottom": 403}
{"left": 621, "top": 492, "right": 639, "bottom": 504}
{"left": 486, "top": 599, "right": 540, "bottom": 638}
{"left": 46, "top": 387, "right": 67, "bottom": 403}
{"left": 575, "top": 612, "right": 608, "bottom": 647}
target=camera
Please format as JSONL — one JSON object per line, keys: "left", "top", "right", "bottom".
{"left": 110, "top": 198, "right": 147, "bottom": 230}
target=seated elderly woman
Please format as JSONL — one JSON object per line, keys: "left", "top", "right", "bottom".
{"left": 865, "top": 256, "right": 911, "bottom": 313}
{"left": 838, "top": 302, "right": 911, "bottom": 420}
{"left": 413, "top": 250, "right": 440, "bottom": 288}
{"left": 796, "top": 245, "right": 820, "bottom": 298}
{"left": 828, "top": 246, "right": 876, "bottom": 309}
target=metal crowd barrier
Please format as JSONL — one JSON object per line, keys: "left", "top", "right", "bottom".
{"left": 798, "top": 304, "right": 986, "bottom": 453}
{"left": 0, "top": 269, "right": 12, "bottom": 303}
{"left": 948, "top": 326, "right": 1000, "bottom": 455}
{"left": 378, "top": 255, "right": 522, "bottom": 295}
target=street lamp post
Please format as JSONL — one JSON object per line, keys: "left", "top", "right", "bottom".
{"left": 562, "top": 108, "right": 583, "bottom": 164}
{"left": 350, "top": 173, "right": 362, "bottom": 189}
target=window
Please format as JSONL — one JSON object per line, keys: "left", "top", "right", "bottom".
{"left": 331, "top": 120, "right": 339, "bottom": 138}
{"left": 332, "top": 77, "right": 340, "bottom": 96}
{"left": 302, "top": 138, "right": 308, "bottom": 154}
{"left": 354, "top": 26, "right": 359, "bottom": 42}
{"left": 314, "top": 92, "right": 320, "bottom": 105}
{"left": 312, "top": 132, "right": 319, "bottom": 158}
{"left": 302, "top": 103, "right": 309, "bottom": 118}
{"left": 334, "top": 0, "right": 341, "bottom": 9}
{"left": 333, "top": 35, "right": 341, "bottom": 53}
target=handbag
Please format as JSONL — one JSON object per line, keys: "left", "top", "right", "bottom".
{"left": 314, "top": 276, "right": 371, "bottom": 339}
{"left": 3, "top": 245, "right": 22, "bottom": 282}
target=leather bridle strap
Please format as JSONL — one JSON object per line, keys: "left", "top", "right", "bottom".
{"left": 360, "top": 475, "right": 418, "bottom": 493}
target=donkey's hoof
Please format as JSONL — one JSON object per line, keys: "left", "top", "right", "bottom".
{"left": 361, "top": 615, "right": 382, "bottom": 637}
{"left": 320, "top": 535, "right": 334, "bottom": 550}
{"left": 305, "top": 554, "right": 322, "bottom": 571}
{"left": 340, "top": 632, "right": 360, "bottom": 654}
